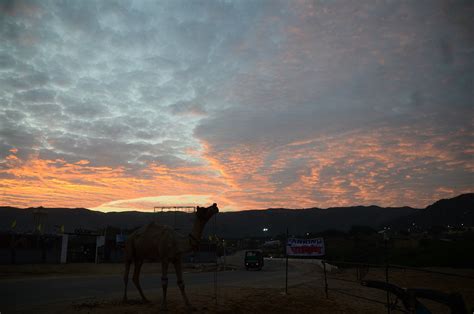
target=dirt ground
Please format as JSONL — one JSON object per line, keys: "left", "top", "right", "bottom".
{"left": 36, "top": 283, "right": 376, "bottom": 314}
{"left": 4, "top": 262, "right": 474, "bottom": 313}
{"left": 65, "top": 267, "right": 473, "bottom": 314}
{"left": 325, "top": 266, "right": 474, "bottom": 313}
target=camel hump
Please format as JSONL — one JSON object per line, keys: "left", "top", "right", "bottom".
{"left": 134, "top": 221, "right": 173, "bottom": 238}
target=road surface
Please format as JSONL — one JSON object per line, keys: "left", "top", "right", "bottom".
{"left": 0, "top": 259, "right": 322, "bottom": 313}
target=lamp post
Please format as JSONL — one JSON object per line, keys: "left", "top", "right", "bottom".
{"left": 263, "top": 227, "right": 269, "bottom": 245}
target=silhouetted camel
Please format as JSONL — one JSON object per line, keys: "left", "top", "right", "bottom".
{"left": 123, "top": 203, "right": 219, "bottom": 311}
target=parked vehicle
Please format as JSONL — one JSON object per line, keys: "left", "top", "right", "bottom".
{"left": 244, "top": 250, "right": 264, "bottom": 270}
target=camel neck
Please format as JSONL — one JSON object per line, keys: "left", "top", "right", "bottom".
{"left": 190, "top": 219, "right": 206, "bottom": 242}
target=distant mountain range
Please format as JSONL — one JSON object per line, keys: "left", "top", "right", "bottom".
{"left": 385, "top": 193, "right": 474, "bottom": 231}
{"left": 1, "top": 194, "right": 472, "bottom": 238}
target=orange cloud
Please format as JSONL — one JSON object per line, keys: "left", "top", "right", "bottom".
{"left": 0, "top": 151, "right": 229, "bottom": 211}
{"left": 198, "top": 124, "right": 473, "bottom": 210}
{"left": 1, "top": 124, "right": 472, "bottom": 212}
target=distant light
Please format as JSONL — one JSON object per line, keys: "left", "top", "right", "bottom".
{"left": 263, "top": 228, "right": 268, "bottom": 232}
{"left": 306, "top": 232, "right": 310, "bottom": 236}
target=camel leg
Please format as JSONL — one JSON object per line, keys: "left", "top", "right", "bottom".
{"left": 174, "top": 259, "right": 194, "bottom": 311}
{"left": 123, "top": 258, "right": 132, "bottom": 302}
{"left": 161, "top": 259, "right": 169, "bottom": 311}
{"left": 132, "top": 259, "right": 148, "bottom": 302}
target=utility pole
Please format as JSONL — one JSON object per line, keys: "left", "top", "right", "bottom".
{"left": 384, "top": 231, "right": 390, "bottom": 314}
{"left": 223, "top": 239, "right": 226, "bottom": 270}
{"left": 285, "top": 227, "right": 289, "bottom": 295}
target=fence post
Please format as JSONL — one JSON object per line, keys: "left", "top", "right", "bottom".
{"left": 214, "top": 214, "right": 218, "bottom": 306}
{"left": 323, "top": 260, "right": 329, "bottom": 299}
{"left": 384, "top": 235, "right": 391, "bottom": 314}
{"left": 408, "top": 290, "right": 416, "bottom": 314}
{"left": 10, "top": 234, "right": 16, "bottom": 264}
{"left": 385, "top": 264, "right": 390, "bottom": 314}
{"left": 285, "top": 227, "right": 289, "bottom": 295}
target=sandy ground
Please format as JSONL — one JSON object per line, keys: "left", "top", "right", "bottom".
{"left": 58, "top": 271, "right": 472, "bottom": 314}
{"left": 60, "top": 266, "right": 474, "bottom": 313}
{"left": 28, "top": 284, "right": 372, "bottom": 314}
{"left": 325, "top": 266, "right": 474, "bottom": 313}
{"left": 2, "top": 259, "right": 473, "bottom": 313}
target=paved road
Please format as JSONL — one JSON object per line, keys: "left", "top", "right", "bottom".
{"left": 0, "top": 259, "right": 322, "bottom": 313}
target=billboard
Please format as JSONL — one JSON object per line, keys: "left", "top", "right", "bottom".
{"left": 286, "top": 237, "right": 325, "bottom": 257}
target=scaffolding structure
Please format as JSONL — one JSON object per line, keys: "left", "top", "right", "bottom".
{"left": 153, "top": 206, "right": 196, "bottom": 230}
{"left": 153, "top": 206, "right": 196, "bottom": 213}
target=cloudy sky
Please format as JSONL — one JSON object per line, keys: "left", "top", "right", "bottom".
{"left": 0, "top": 0, "right": 472, "bottom": 212}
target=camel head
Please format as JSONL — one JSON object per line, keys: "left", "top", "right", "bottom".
{"left": 195, "top": 203, "right": 219, "bottom": 223}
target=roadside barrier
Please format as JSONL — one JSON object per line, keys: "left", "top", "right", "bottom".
{"left": 321, "top": 260, "right": 473, "bottom": 314}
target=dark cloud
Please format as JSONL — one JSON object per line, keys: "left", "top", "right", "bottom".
{"left": 195, "top": 0, "right": 473, "bottom": 150}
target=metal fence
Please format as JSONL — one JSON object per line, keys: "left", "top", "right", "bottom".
{"left": 0, "top": 233, "right": 62, "bottom": 264}
{"left": 1, "top": 231, "right": 220, "bottom": 264}
{"left": 321, "top": 260, "right": 474, "bottom": 313}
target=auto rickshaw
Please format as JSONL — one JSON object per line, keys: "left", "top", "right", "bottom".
{"left": 244, "top": 250, "right": 264, "bottom": 270}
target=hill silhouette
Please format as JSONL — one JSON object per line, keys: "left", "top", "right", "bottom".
{"left": 1, "top": 194, "right": 472, "bottom": 237}
{"left": 386, "top": 193, "right": 474, "bottom": 230}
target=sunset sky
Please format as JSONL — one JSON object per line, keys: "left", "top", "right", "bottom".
{"left": 0, "top": 0, "right": 472, "bottom": 212}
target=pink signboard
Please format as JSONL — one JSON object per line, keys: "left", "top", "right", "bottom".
{"left": 286, "top": 237, "right": 325, "bottom": 257}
